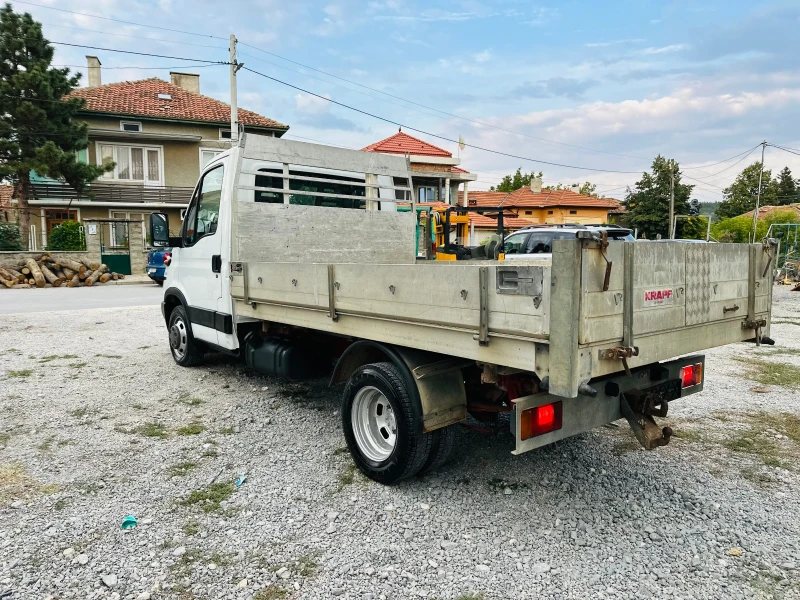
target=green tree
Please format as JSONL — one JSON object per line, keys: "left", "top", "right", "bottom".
{"left": 46, "top": 220, "right": 85, "bottom": 250}
{"left": 489, "top": 168, "right": 542, "bottom": 192}
{"left": 0, "top": 222, "right": 22, "bottom": 250}
{"left": 715, "top": 162, "right": 779, "bottom": 219}
{"left": 622, "top": 156, "right": 693, "bottom": 239}
{"left": 712, "top": 208, "right": 798, "bottom": 243}
{"left": 0, "top": 4, "right": 109, "bottom": 248}
{"left": 578, "top": 182, "right": 597, "bottom": 196}
{"left": 776, "top": 166, "right": 798, "bottom": 206}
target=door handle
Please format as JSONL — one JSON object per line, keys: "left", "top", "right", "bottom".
{"left": 211, "top": 255, "right": 222, "bottom": 273}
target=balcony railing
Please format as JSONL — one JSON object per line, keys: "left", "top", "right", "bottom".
{"left": 32, "top": 182, "right": 193, "bottom": 205}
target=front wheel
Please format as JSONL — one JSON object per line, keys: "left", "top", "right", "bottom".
{"left": 342, "top": 362, "right": 433, "bottom": 485}
{"left": 168, "top": 305, "right": 203, "bottom": 367}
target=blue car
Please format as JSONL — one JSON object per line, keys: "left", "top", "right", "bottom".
{"left": 146, "top": 248, "right": 170, "bottom": 286}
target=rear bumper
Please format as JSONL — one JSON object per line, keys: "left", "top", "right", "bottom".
{"left": 511, "top": 354, "right": 705, "bottom": 455}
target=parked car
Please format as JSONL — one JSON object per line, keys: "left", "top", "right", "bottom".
{"left": 504, "top": 224, "right": 634, "bottom": 259}
{"left": 146, "top": 248, "right": 170, "bottom": 286}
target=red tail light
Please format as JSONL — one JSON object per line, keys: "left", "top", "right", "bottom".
{"left": 680, "top": 363, "right": 703, "bottom": 388}
{"left": 163, "top": 252, "right": 172, "bottom": 266}
{"left": 520, "top": 401, "right": 563, "bottom": 440}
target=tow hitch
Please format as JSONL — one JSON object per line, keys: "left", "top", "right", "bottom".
{"left": 620, "top": 388, "right": 673, "bottom": 450}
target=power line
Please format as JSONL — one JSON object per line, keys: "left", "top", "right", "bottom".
{"left": 241, "top": 66, "right": 642, "bottom": 174}
{"left": 49, "top": 41, "right": 227, "bottom": 64}
{"left": 12, "top": 0, "right": 228, "bottom": 41}
{"left": 37, "top": 21, "right": 228, "bottom": 50}
{"left": 239, "top": 42, "right": 649, "bottom": 163}
{"left": 50, "top": 63, "right": 222, "bottom": 71}
{"left": 769, "top": 143, "right": 800, "bottom": 158}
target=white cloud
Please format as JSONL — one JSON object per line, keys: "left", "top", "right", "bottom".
{"left": 295, "top": 93, "right": 331, "bottom": 114}
{"left": 641, "top": 44, "right": 688, "bottom": 55}
{"left": 584, "top": 38, "right": 645, "bottom": 48}
{"left": 473, "top": 49, "right": 492, "bottom": 64}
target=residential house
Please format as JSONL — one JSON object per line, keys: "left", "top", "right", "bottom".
{"left": 457, "top": 180, "right": 622, "bottom": 243}
{"left": 23, "top": 56, "right": 288, "bottom": 250}
{"left": 362, "top": 131, "right": 477, "bottom": 204}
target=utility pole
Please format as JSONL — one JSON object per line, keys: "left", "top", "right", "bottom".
{"left": 752, "top": 141, "right": 767, "bottom": 242}
{"left": 229, "top": 34, "right": 239, "bottom": 143}
{"left": 668, "top": 158, "right": 675, "bottom": 239}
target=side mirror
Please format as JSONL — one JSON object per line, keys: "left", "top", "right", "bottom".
{"left": 149, "top": 212, "right": 170, "bottom": 247}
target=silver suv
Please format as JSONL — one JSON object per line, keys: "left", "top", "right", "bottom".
{"left": 503, "top": 224, "right": 634, "bottom": 260}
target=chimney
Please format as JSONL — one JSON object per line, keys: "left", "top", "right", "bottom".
{"left": 530, "top": 176, "right": 542, "bottom": 194}
{"left": 570, "top": 184, "right": 580, "bottom": 193}
{"left": 86, "top": 56, "right": 101, "bottom": 88}
{"left": 170, "top": 72, "right": 200, "bottom": 94}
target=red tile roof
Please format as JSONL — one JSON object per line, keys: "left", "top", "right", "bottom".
{"left": 451, "top": 166, "right": 470, "bottom": 173}
{"left": 459, "top": 188, "right": 621, "bottom": 209}
{"left": 740, "top": 203, "right": 800, "bottom": 219}
{"left": 67, "top": 78, "right": 288, "bottom": 129}
{"left": 469, "top": 213, "right": 534, "bottom": 229}
{"left": 362, "top": 131, "right": 452, "bottom": 157}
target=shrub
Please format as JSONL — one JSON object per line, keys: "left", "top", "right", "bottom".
{"left": 711, "top": 209, "right": 798, "bottom": 243}
{"left": 0, "top": 222, "right": 23, "bottom": 250}
{"left": 46, "top": 220, "right": 85, "bottom": 251}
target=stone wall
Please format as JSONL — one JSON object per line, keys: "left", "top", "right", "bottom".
{"left": 0, "top": 250, "right": 98, "bottom": 266}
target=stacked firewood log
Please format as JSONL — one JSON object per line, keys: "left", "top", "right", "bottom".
{"left": 0, "top": 253, "right": 125, "bottom": 289}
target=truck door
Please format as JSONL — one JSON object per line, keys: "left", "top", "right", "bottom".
{"left": 179, "top": 164, "right": 225, "bottom": 345}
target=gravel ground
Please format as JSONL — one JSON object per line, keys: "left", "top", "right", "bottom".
{"left": 1, "top": 288, "right": 800, "bottom": 600}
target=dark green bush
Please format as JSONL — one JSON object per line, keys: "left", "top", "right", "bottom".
{"left": 0, "top": 222, "right": 23, "bottom": 250}
{"left": 46, "top": 220, "right": 85, "bottom": 251}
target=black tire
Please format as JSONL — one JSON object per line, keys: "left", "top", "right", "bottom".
{"left": 419, "top": 425, "right": 457, "bottom": 475}
{"left": 341, "top": 362, "right": 433, "bottom": 485}
{"left": 167, "top": 305, "right": 203, "bottom": 367}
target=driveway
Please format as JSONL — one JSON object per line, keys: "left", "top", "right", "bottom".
{"left": 1, "top": 290, "right": 799, "bottom": 599}
{"left": 0, "top": 284, "right": 163, "bottom": 314}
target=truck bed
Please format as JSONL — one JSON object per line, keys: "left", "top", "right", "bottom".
{"left": 229, "top": 135, "right": 774, "bottom": 398}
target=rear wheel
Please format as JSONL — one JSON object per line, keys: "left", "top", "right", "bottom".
{"left": 168, "top": 305, "right": 203, "bottom": 367}
{"left": 342, "top": 362, "right": 433, "bottom": 484}
{"left": 419, "top": 425, "right": 457, "bottom": 475}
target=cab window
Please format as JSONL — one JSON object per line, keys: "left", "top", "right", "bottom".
{"left": 184, "top": 165, "right": 223, "bottom": 246}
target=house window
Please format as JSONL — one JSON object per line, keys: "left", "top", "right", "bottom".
{"left": 219, "top": 128, "right": 232, "bottom": 140}
{"left": 45, "top": 209, "right": 77, "bottom": 234}
{"left": 98, "top": 144, "right": 163, "bottom": 185}
{"left": 569, "top": 210, "right": 578, "bottom": 215}
{"left": 200, "top": 148, "right": 223, "bottom": 168}
{"left": 110, "top": 211, "right": 156, "bottom": 247}
{"left": 120, "top": 121, "right": 142, "bottom": 132}
{"left": 524, "top": 210, "right": 533, "bottom": 215}
{"left": 547, "top": 210, "right": 554, "bottom": 215}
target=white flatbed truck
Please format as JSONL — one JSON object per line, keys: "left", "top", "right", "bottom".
{"left": 150, "top": 134, "right": 777, "bottom": 484}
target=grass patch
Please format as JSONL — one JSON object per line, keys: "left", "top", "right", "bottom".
{"left": 672, "top": 428, "right": 707, "bottom": 443}
{"left": 183, "top": 521, "right": 200, "bottom": 536}
{"left": 0, "top": 464, "right": 31, "bottom": 503}
{"left": 95, "top": 354, "right": 122, "bottom": 359}
{"left": 39, "top": 354, "right": 79, "bottom": 363}
{"left": 332, "top": 447, "right": 348, "bottom": 456}
{"left": 70, "top": 406, "right": 97, "bottom": 419}
{"left": 613, "top": 438, "right": 642, "bottom": 455}
{"left": 131, "top": 403, "right": 146, "bottom": 410}
{"left": 180, "top": 482, "right": 234, "bottom": 513}
{"left": 37, "top": 435, "right": 57, "bottom": 453}
{"left": 296, "top": 553, "right": 319, "bottom": 577}
{"left": 338, "top": 463, "right": 356, "bottom": 487}
{"left": 178, "top": 392, "right": 204, "bottom": 407}
{"left": 176, "top": 422, "right": 206, "bottom": 436}
{"left": 54, "top": 498, "right": 68, "bottom": 510}
{"left": 735, "top": 358, "right": 800, "bottom": 390}
{"left": 218, "top": 426, "right": 236, "bottom": 435}
{"left": 454, "top": 595, "right": 486, "bottom": 600}
{"left": 202, "top": 447, "right": 219, "bottom": 458}
{"left": 0, "top": 433, "right": 10, "bottom": 446}
{"left": 722, "top": 412, "right": 800, "bottom": 474}
{"left": 254, "top": 587, "right": 288, "bottom": 600}
{"left": 68, "top": 362, "right": 87, "bottom": 369}
{"left": 137, "top": 345, "right": 152, "bottom": 350}
{"left": 121, "top": 422, "right": 169, "bottom": 439}
{"left": 759, "top": 347, "right": 800, "bottom": 357}
{"left": 6, "top": 369, "right": 33, "bottom": 379}
{"left": 167, "top": 462, "right": 198, "bottom": 477}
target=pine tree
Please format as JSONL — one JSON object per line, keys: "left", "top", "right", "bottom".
{"left": 715, "top": 162, "right": 778, "bottom": 219}
{"left": 622, "top": 156, "right": 693, "bottom": 239}
{"left": 776, "top": 166, "right": 798, "bottom": 206}
{"left": 0, "top": 4, "right": 108, "bottom": 247}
